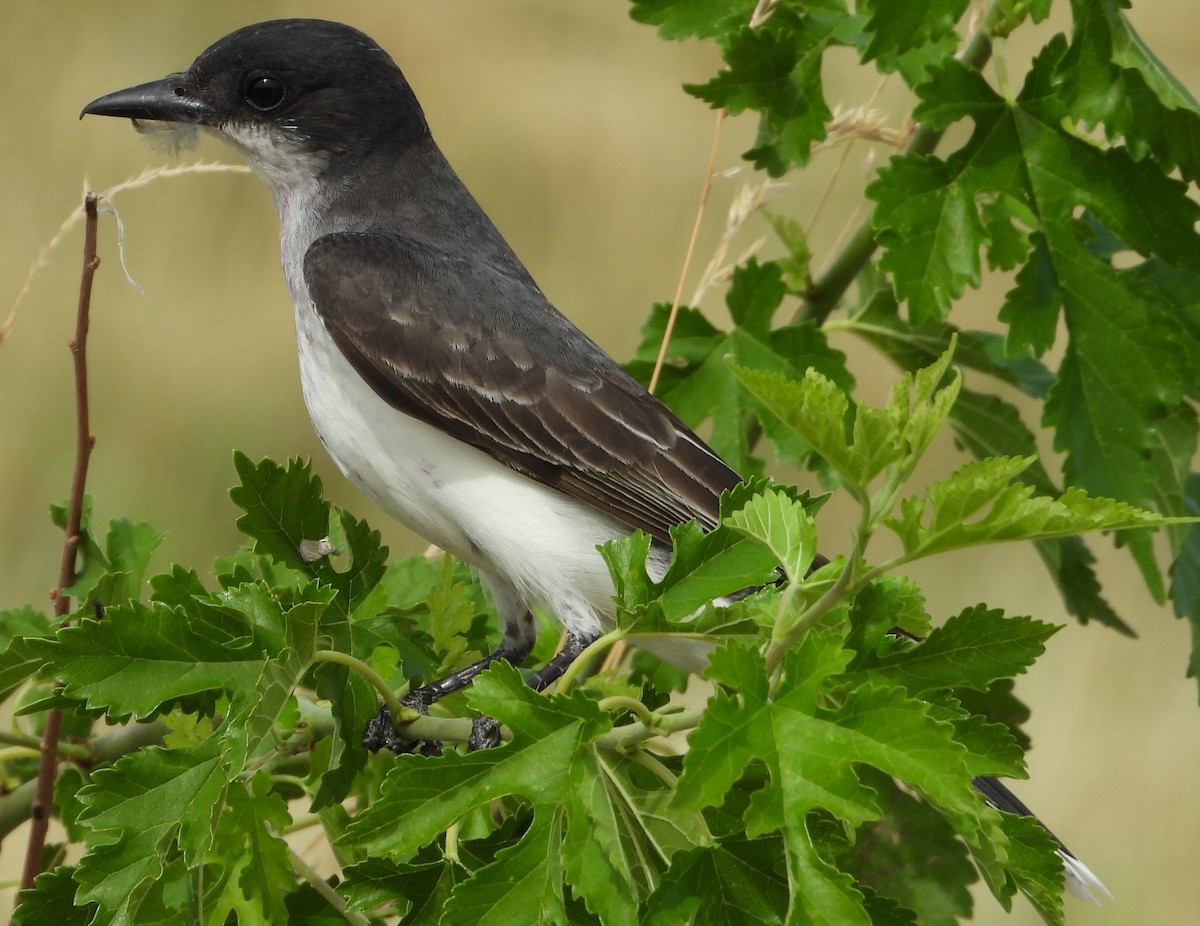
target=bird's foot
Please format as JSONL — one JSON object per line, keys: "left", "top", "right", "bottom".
{"left": 361, "top": 700, "right": 443, "bottom": 756}
{"left": 468, "top": 714, "right": 503, "bottom": 751}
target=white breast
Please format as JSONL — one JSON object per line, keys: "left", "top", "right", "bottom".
{"left": 292, "top": 300, "right": 639, "bottom": 639}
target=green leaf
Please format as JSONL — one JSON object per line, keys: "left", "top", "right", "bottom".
{"left": 644, "top": 837, "right": 789, "bottom": 926}
{"left": 675, "top": 636, "right": 1006, "bottom": 925}
{"left": 73, "top": 742, "right": 226, "bottom": 915}
{"left": 686, "top": 8, "right": 854, "bottom": 175}
{"left": 1172, "top": 474, "right": 1200, "bottom": 680}
{"left": 845, "top": 575, "right": 933, "bottom": 661}
{"left": 344, "top": 663, "right": 607, "bottom": 858}
{"left": 310, "top": 663, "right": 376, "bottom": 810}
{"left": 564, "top": 751, "right": 710, "bottom": 923}
{"left": 204, "top": 771, "right": 295, "bottom": 925}
{"left": 34, "top": 601, "right": 265, "bottom": 720}
{"left": 12, "top": 868, "right": 96, "bottom": 926}
{"left": 836, "top": 771, "right": 975, "bottom": 926}
{"left": 724, "top": 484, "right": 818, "bottom": 581}
{"left": 0, "top": 606, "right": 50, "bottom": 702}
{"left": 230, "top": 453, "right": 331, "bottom": 573}
{"left": 886, "top": 458, "right": 1165, "bottom": 560}
{"left": 222, "top": 584, "right": 332, "bottom": 770}
{"left": 849, "top": 605, "right": 1059, "bottom": 695}
{"left": 729, "top": 343, "right": 958, "bottom": 494}
{"left": 50, "top": 495, "right": 110, "bottom": 605}
{"left": 628, "top": 0, "right": 759, "bottom": 40}
{"left": 627, "top": 261, "right": 852, "bottom": 476}
{"left": 859, "top": 0, "right": 971, "bottom": 85}
{"left": 444, "top": 815, "right": 569, "bottom": 925}
{"left": 603, "top": 515, "right": 780, "bottom": 632}
{"left": 1060, "top": 0, "right": 1200, "bottom": 182}
{"left": 994, "top": 813, "right": 1066, "bottom": 924}
{"left": 104, "top": 518, "right": 166, "bottom": 603}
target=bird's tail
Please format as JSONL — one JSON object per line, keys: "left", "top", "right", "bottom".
{"left": 972, "top": 775, "right": 1112, "bottom": 903}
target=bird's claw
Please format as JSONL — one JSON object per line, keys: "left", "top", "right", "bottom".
{"left": 361, "top": 701, "right": 443, "bottom": 756}
{"left": 468, "top": 715, "right": 503, "bottom": 751}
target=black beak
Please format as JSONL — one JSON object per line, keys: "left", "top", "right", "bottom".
{"left": 81, "top": 75, "right": 211, "bottom": 123}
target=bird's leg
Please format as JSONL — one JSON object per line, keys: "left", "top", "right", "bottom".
{"left": 467, "top": 630, "right": 598, "bottom": 749}
{"left": 362, "top": 628, "right": 536, "bottom": 754}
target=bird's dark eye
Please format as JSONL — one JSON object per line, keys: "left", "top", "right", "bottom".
{"left": 245, "top": 75, "right": 286, "bottom": 110}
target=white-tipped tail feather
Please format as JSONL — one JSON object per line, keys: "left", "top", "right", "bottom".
{"left": 1060, "top": 850, "right": 1113, "bottom": 904}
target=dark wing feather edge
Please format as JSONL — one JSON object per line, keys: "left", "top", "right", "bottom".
{"left": 304, "top": 232, "right": 739, "bottom": 544}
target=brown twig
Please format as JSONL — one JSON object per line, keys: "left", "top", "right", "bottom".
{"left": 18, "top": 192, "right": 101, "bottom": 897}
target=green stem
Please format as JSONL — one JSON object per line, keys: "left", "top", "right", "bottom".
{"left": 801, "top": 1, "right": 999, "bottom": 325}
{"left": 289, "top": 847, "right": 371, "bottom": 926}
{"left": 764, "top": 559, "right": 854, "bottom": 677}
{"left": 594, "top": 708, "right": 704, "bottom": 752}
{"left": 626, "top": 750, "right": 679, "bottom": 788}
{"left": 0, "top": 731, "right": 42, "bottom": 751}
{"left": 281, "top": 812, "right": 322, "bottom": 836}
{"left": 0, "top": 747, "right": 41, "bottom": 763}
{"left": 310, "top": 649, "right": 404, "bottom": 718}
{"left": 597, "top": 696, "right": 658, "bottom": 729}
{"left": 445, "top": 820, "right": 461, "bottom": 864}
{"left": 556, "top": 628, "right": 626, "bottom": 693}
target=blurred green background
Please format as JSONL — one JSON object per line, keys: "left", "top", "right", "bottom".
{"left": 1, "top": 2, "right": 1197, "bottom": 923}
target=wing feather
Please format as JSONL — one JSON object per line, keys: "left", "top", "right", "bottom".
{"left": 304, "top": 232, "right": 739, "bottom": 543}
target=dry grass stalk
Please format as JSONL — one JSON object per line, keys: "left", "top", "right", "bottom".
{"left": 1, "top": 162, "right": 249, "bottom": 347}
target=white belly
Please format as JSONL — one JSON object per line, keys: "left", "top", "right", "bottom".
{"left": 293, "top": 301, "right": 633, "bottom": 639}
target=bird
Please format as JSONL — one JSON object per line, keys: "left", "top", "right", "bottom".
{"left": 82, "top": 18, "right": 1108, "bottom": 901}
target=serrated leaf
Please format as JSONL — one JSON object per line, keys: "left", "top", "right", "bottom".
{"left": 628, "top": 0, "right": 758, "bottom": 40}
{"left": 730, "top": 344, "right": 958, "bottom": 494}
{"left": 565, "top": 751, "right": 710, "bottom": 923}
{"left": 1060, "top": 0, "right": 1200, "bottom": 182}
{"left": 845, "top": 575, "right": 933, "bottom": 661}
{"left": 223, "top": 584, "right": 332, "bottom": 769}
{"left": 724, "top": 485, "right": 818, "bottom": 581}
{"left": 310, "top": 664, "right": 376, "bottom": 810}
{"left": 644, "top": 837, "right": 788, "bottom": 926}
{"left": 206, "top": 772, "right": 295, "bottom": 925}
{"left": 993, "top": 813, "right": 1065, "bottom": 925}
{"left": 859, "top": 0, "right": 970, "bottom": 85}
{"left": 627, "top": 261, "right": 851, "bottom": 476}
{"left": 887, "top": 458, "right": 1165, "bottom": 559}
{"left": 12, "top": 868, "right": 96, "bottom": 926}
{"left": 344, "top": 664, "right": 607, "bottom": 858}
{"left": 0, "top": 606, "right": 50, "bottom": 702}
{"left": 230, "top": 453, "right": 330, "bottom": 572}
{"left": 686, "top": 10, "right": 851, "bottom": 175}
{"left": 73, "top": 742, "right": 226, "bottom": 913}
{"left": 602, "top": 518, "right": 779, "bottom": 632}
{"left": 104, "top": 518, "right": 165, "bottom": 603}
{"left": 444, "top": 814, "right": 568, "bottom": 926}
{"left": 33, "top": 602, "right": 265, "bottom": 720}
{"left": 849, "top": 605, "right": 1058, "bottom": 695}
{"left": 676, "top": 636, "right": 1005, "bottom": 926}
{"left": 836, "top": 770, "right": 975, "bottom": 926}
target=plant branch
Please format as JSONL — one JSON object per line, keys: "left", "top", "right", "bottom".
{"left": 801, "top": 4, "right": 999, "bottom": 325}
{"left": 19, "top": 192, "right": 101, "bottom": 897}
{"left": 0, "top": 719, "right": 170, "bottom": 843}
{"left": 310, "top": 649, "right": 405, "bottom": 718}
{"left": 288, "top": 847, "right": 371, "bottom": 926}
{"left": 594, "top": 707, "right": 704, "bottom": 752}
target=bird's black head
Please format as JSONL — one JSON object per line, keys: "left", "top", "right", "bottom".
{"left": 82, "top": 19, "right": 430, "bottom": 176}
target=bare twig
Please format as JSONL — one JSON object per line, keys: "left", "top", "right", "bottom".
{"left": 1, "top": 162, "right": 248, "bottom": 348}
{"left": 18, "top": 192, "right": 101, "bottom": 896}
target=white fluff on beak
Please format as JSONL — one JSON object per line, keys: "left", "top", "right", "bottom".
{"left": 131, "top": 118, "right": 199, "bottom": 155}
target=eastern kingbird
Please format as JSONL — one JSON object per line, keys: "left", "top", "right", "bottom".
{"left": 83, "top": 19, "right": 1106, "bottom": 900}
